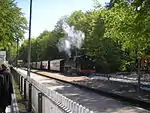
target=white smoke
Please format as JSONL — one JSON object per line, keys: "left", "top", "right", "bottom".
{"left": 57, "top": 23, "right": 85, "bottom": 57}
{"left": 57, "top": 39, "right": 71, "bottom": 57}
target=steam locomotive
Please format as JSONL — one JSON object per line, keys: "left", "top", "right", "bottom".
{"left": 29, "top": 55, "right": 96, "bottom": 76}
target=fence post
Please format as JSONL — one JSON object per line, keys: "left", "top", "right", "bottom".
{"left": 20, "top": 76, "right": 23, "bottom": 94}
{"left": 17, "top": 72, "right": 19, "bottom": 85}
{"left": 28, "top": 83, "right": 32, "bottom": 112}
{"left": 18, "top": 74, "right": 20, "bottom": 89}
{"left": 107, "top": 74, "right": 110, "bottom": 81}
{"left": 24, "top": 79, "right": 27, "bottom": 100}
{"left": 38, "top": 92, "right": 42, "bottom": 113}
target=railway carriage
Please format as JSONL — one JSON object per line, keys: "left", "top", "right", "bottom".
{"left": 50, "top": 59, "right": 65, "bottom": 72}
{"left": 28, "top": 55, "right": 96, "bottom": 76}
{"left": 41, "top": 61, "right": 49, "bottom": 70}
{"left": 32, "top": 62, "right": 36, "bottom": 69}
{"left": 37, "top": 61, "right": 41, "bottom": 69}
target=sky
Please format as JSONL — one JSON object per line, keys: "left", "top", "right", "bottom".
{"left": 15, "top": 0, "right": 110, "bottom": 38}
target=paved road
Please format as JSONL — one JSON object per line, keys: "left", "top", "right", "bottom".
{"left": 17, "top": 68, "right": 150, "bottom": 113}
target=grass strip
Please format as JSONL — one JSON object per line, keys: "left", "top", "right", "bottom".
{"left": 13, "top": 78, "right": 35, "bottom": 113}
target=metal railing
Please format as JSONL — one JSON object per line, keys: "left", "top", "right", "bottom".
{"left": 11, "top": 68, "right": 94, "bottom": 113}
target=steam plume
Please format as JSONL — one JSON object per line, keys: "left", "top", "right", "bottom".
{"left": 57, "top": 23, "right": 85, "bottom": 57}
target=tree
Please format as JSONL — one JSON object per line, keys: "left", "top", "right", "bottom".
{"left": 0, "top": 0, "right": 27, "bottom": 63}
{"left": 18, "top": 0, "right": 149, "bottom": 73}
{"left": 18, "top": 39, "right": 28, "bottom": 62}
{"left": 18, "top": 27, "right": 66, "bottom": 62}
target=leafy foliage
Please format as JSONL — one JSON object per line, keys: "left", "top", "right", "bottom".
{"left": 0, "top": 0, "right": 27, "bottom": 63}
{"left": 0, "top": 0, "right": 27, "bottom": 46}
{"left": 18, "top": 0, "right": 150, "bottom": 73}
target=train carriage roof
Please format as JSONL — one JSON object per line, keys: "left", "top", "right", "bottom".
{"left": 50, "top": 59, "right": 64, "bottom": 62}
{"left": 42, "top": 60, "right": 49, "bottom": 62}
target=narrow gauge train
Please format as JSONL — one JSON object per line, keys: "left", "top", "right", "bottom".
{"left": 30, "top": 55, "right": 96, "bottom": 76}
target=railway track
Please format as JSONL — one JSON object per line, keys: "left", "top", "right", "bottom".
{"left": 20, "top": 67, "right": 150, "bottom": 111}
{"left": 16, "top": 68, "right": 150, "bottom": 113}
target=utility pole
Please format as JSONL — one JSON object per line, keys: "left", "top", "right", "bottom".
{"left": 27, "top": 0, "right": 32, "bottom": 77}
{"left": 137, "top": 58, "right": 141, "bottom": 92}
{"left": 36, "top": 39, "right": 38, "bottom": 68}
{"left": 16, "top": 38, "right": 19, "bottom": 68}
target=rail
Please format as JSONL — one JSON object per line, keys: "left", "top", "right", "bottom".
{"left": 11, "top": 68, "right": 94, "bottom": 113}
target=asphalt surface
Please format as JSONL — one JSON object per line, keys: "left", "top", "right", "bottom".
{"left": 16, "top": 68, "right": 150, "bottom": 113}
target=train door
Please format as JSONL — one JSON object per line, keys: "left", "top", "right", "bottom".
{"left": 60, "top": 60, "right": 65, "bottom": 73}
